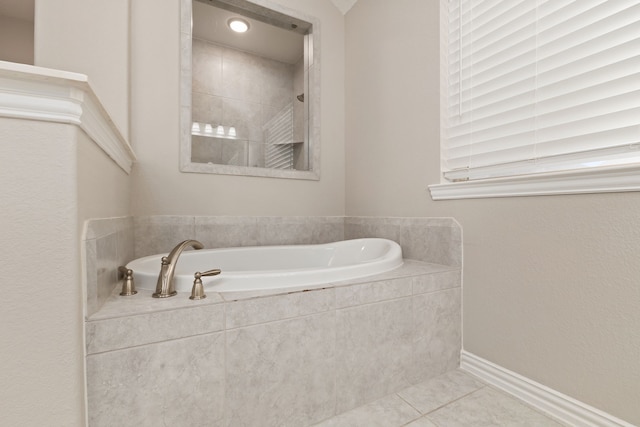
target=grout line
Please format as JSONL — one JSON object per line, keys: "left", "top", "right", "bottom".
{"left": 336, "top": 293, "right": 415, "bottom": 311}
{"left": 87, "top": 298, "right": 224, "bottom": 322}
{"left": 396, "top": 392, "right": 423, "bottom": 415}
{"left": 424, "top": 416, "right": 443, "bottom": 427}
{"left": 422, "top": 385, "right": 488, "bottom": 416}
{"left": 398, "top": 414, "right": 440, "bottom": 427}
{"left": 225, "top": 305, "right": 335, "bottom": 331}
{"left": 482, "top": 385, "right": 573, "bottom": 427}
{"left": 412, "top": 284, "right": 461, "bottom": 298}
{"left": 86, "top": 328, "right": 225, "bottom": 356}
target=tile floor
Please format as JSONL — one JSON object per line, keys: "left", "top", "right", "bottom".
{"left": 313, "top": 370, "right": 567, "bottom": 427}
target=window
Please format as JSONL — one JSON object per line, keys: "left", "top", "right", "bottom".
{"left": 430, "top": 0, "right": 640, "bottom": 199}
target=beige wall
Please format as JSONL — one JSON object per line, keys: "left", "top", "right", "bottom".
{"left": 1, "top": 120, "right": 81, "bottom": 426}
{"left": 345, "top": 0, "right": 640, "bottom": 424}
{"left": 345, "top": 0, "right": 436, "bottom": 217}
{"left": 77, "top": 129, "right": 132, "bottom": 228}
{"left": 130, "top": 0, "right": 345, "bottom": 217}
{"left": 34, "top": 0, "right": 130, "bottom": 139}
{"left": 0, "top": 121, "right": 131, "bottom": 427}
{"left": 0, "top": 15, "right": 34, "bottom": 64}
{"left": 0, "top": 116, "right": 131, "bottom": 427}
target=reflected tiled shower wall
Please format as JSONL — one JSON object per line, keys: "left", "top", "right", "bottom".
{"left": 191, "top": 38, "right": 303, "bottom": 167}
{"left": 292, "top": 55, "right": 306, "bottom": 169}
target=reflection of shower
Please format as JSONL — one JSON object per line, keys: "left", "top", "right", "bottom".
{"left": 264, "top": 103, "right": 295, "bottom": 169}
{"left": 296, "top": 93, "right": 304, "bottom": 102}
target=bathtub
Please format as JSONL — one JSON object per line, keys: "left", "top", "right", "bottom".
{"left": 127, "top": 238, "right": 403, "bottom": 299}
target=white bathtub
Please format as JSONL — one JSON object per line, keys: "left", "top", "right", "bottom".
{"left": 127, "top": 238, "right": 403, "bottom": 299}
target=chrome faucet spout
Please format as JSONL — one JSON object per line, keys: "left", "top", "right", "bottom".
{"left": 153, "top": 240, "right": 204, "bottom": 298}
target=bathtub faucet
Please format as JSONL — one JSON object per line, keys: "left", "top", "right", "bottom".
{"left": 153, "top": 239, "right": 204, "bottom": 298}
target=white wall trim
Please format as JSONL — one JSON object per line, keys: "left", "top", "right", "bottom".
{"left": 460, "top": 351, "right": 635, "bottom": 427}
{"left": 0, "top": 61, "right": 136, "bottom": 173}
{"left": 429, "top": 164, "right": 640, "bottom": 200}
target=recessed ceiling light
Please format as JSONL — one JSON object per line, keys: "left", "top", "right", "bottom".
{"left": 228, "top": 18, "right": 249, "bottom": 33}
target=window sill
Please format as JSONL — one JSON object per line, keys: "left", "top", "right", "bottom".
{"left": 428, "top": 164, "right": 640, "bottom": 200}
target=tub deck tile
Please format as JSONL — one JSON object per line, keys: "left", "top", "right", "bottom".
{"left": 335, "top": 277, "right": 413, "bottom": 309}
{"left": 226, "top": 287, "right": 335, "bottom": 328}
{"left": 86, "top": 299, "right": 225, "bottom": 354}
{"left": 412, "top": 269, "right": 461, "bottom": 295}
{"left": 88, "top": 287, "right": 224, "bottom": 321}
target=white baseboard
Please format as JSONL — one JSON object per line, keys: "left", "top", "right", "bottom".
{"left": 460, "top": 351, "right": 635, "bottom": 427}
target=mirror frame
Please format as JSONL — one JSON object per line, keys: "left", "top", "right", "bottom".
{"left": 179, "top": 0, "right": 321, "bottom": 180}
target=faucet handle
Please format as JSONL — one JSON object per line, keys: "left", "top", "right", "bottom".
{"left": 200, "top": 269, "right": 221, "bottom": 277}
{"left": 189, "top": 269, "right": 221, "bottom": 300}
{"left": 118, "top": 266, "right": 137, "bottom": 296}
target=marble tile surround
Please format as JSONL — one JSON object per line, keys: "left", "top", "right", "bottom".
{"left": 83, "top": 216, "right": 134, "bottom": 317}
{"left": 83, "top": 215, "right": 460, "bottom": 314}
{"left": 132, "top": 215, "right": 461, "bottom": 267}
{"left": 87, "top": 333, "right": 225, "bottom": 427}
{"left": 84, "top": 215, "right": 462, "bottom": 425}
{"left": 345, "top": 217, "right": 462, "bottom": 267}
{"left": 133, "top": 215, "right": 346, "bottom": 258}
{"left": 86, "top": 262, "right": 461, "bottom": 427}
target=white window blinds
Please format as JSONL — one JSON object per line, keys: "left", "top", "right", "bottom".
{"left": 441, "top": 0, "right": 640, "bottom": 182}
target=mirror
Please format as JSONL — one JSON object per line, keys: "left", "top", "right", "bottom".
{"left": 180, "top": 0, "right": 320, "bottom": 180}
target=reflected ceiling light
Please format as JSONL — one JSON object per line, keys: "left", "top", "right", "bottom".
{"left": 228, "top": 18, "right": 249, "bottom": 33}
